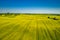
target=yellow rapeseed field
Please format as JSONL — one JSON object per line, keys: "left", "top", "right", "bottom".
{"left": 0, "top": 14, "right": 60, "bottom": 40}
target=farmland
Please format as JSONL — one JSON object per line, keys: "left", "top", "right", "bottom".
{"left": 0, "top": 13, "right": 60, "bottom": 40}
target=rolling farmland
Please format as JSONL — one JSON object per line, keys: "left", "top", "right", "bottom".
{"left": 0, "top": 14, "right": 60, "bottom": 40}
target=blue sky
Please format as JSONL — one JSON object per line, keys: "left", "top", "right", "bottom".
{"left": 0, "top": 0, "right": 60, "bottom": 13}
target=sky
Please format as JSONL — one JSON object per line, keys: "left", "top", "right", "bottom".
{"left": 0, "top": 0, "right": 60, "bottom": 13}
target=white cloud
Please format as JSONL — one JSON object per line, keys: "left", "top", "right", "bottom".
{"left": 0, "top": 8, "right": 60, "bottom": 14}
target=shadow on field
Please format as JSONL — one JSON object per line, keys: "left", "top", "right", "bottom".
{"left": 48, "top": 17, "right": 59, "bottom": 20}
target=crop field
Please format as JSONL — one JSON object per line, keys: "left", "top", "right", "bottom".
{"left": 0, "top": 14, "right": 60, "bottom": 40}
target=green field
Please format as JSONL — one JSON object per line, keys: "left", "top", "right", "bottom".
{"left": 0, "top": 14, "right": 60, "bottom": 40}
